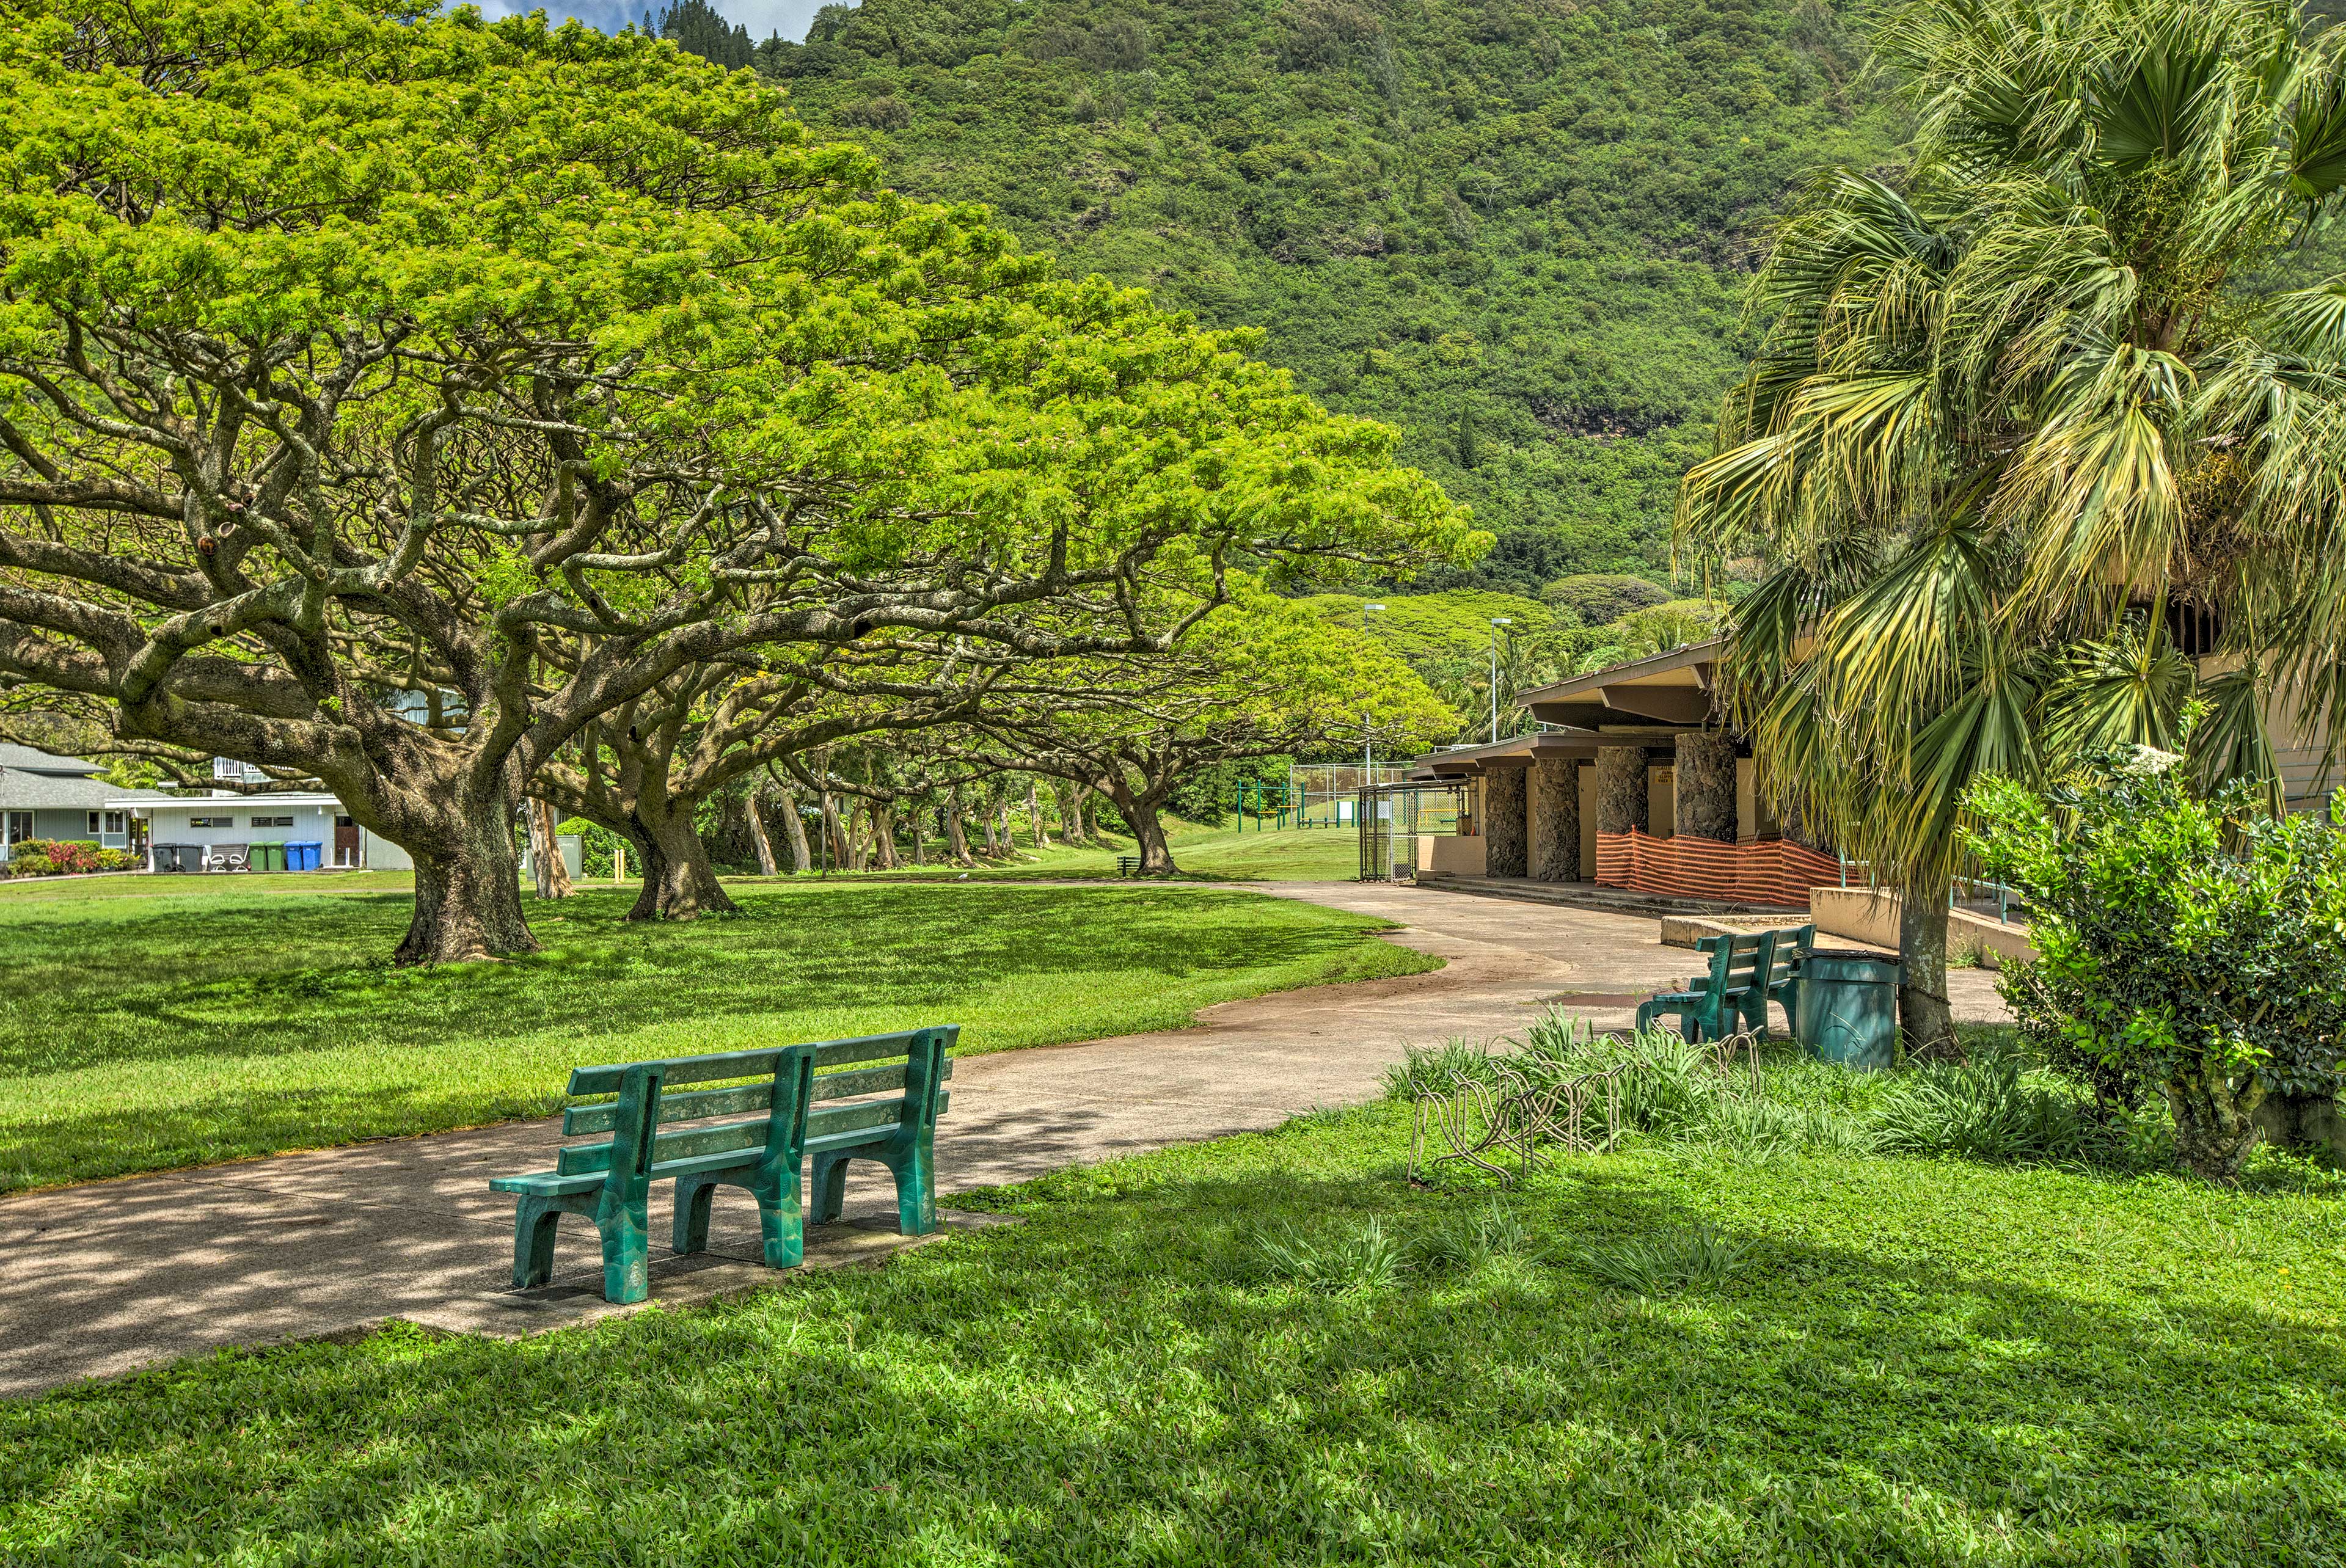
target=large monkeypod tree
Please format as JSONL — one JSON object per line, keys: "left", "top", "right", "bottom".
{"left": 533, "top": 641, "right": 995, "bottom": 919}
{"left": 0, "top": 0, "right": 1483, "bottom": 960}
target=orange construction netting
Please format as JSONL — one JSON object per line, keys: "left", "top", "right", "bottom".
{"left": 1593, "top": 829, "right": 1840, "bottom": 909}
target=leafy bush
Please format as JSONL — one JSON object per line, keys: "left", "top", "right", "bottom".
{"left": 1573, "top": 1225, "right": 1755, "bottom": 1295}
{"left": 4, "top": 839, "right": 111, "bottom": 877}
{"left": 1968, "top": 751, "right": 2346, "bottom": 1180}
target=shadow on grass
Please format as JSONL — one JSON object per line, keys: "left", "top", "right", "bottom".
{"left": 5, "top": 1151, "right": 2337, "bottom": 1563}
{"left": 0, "top": 884, "right": 1387, "bottom": 1079}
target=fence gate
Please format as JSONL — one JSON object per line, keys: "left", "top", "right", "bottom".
{"left": 1356, "top": 787, "right": 1391, "bottom": 881}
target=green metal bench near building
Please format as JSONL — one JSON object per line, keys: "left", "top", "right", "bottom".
{"left": 492, "top": 1026, "right": 956, "bottom": 1303}
{"left": 1635, "top": 925, "right": 1813, "bottom": 1043}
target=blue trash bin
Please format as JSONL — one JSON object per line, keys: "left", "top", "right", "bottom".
{"left": 1793, "top": 949, "right": 1903, "bottom": 1070}
{"left": 286, "top": 841, "right": 321, "bottom": 872}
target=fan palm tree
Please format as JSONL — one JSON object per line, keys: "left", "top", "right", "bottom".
{"left": 1679, "top": 0, "right": 2346, "bottom": 1055}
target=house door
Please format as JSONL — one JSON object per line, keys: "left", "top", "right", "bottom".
{"left": 334, "top": 815, "right": 360, "bottom": 867}
{"left": 3, "top": 811, "right": 30, "bottom": 858}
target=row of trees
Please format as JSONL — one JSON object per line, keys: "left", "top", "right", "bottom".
{"left": 0, "top": 0, "right": 1482, "bottom": 962}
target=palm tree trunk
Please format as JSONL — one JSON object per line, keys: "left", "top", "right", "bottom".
{"left": 1898, "top": 880, "right": 1960, "bottom": 1062}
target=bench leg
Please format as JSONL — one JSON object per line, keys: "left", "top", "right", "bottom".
{"left": 510, "top": 1193, "right": 597, "bottom": 1289}
{"left": 751, "top": 1164, "right": 806, "bottom": 1269}
{"left": 673, "top": 1172, "right": 720, "bottom": 1256}
{"left": 891, "top": 1128, "right": 937, "bottom": 1237}
{"left": 810, "top": 1151, "right": 850, "bottom": 1225}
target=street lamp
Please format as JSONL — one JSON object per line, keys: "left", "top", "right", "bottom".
{"left": 1488, "top": 617, "right": 1512, "bottom": 743}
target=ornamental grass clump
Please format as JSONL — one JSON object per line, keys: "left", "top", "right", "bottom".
{"left": 1967, "top": 749, "right": 2346, "bottom": 1180}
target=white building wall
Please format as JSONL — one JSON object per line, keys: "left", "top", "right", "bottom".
{"left": 361, "top": 830, "right": 414, "bottom": 871}
{"left": 143, "top": 801, "right": 337, "bottom": 865}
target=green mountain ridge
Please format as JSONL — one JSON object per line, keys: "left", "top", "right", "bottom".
{"left": 709, "top": 0, "right": 1899, "bottom": 590}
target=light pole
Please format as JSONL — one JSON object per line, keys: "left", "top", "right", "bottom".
{"left": 1361, "top": 610, "right": 1389, "bottom": 789}
{"left": 1488, "top": 616, "right": 1512, "bottom": 743}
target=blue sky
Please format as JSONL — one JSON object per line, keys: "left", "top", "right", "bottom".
{"left": 473, "top": 0, "right": 831, "bottom": 42}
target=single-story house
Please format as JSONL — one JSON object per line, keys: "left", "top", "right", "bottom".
{"left": 1405, "top": 638, "right": 2338, "bottom": 910}
{"left": 117, "top": 793, "right": 414, "bottom": 872}
{"left": 0, "top": 744, "right": 178, "bottom": 863}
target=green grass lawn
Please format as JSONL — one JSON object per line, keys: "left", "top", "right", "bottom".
{"left": 847, "top": 823, "right": 1368, "bottom": 883}
{"left": 3, "top": 1092, "right": 2338, "bottom": 1564}
{"left": 0, "top": 873, "right": 1435, "bottom": 1192}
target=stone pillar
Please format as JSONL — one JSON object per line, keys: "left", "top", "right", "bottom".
{"left": 1673, "top": 730, "right": 1738, "bottom": 844}
{"left": 1530, "top": 757, "right": 1579, "bottom": 881}
{"left": 1594, "top": 746, "right": 1649, "bottom": 836}
{"left": 1483, "top": 767, "right": 1528, "bottom": 878}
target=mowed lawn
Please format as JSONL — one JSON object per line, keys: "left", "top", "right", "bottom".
{"left": 851, "top": 824, "right": 1370, "bottom": 883}
{"left": 1, "top": 1101, "right": 2338, "bottom": 1564}
{"left": 0, "top": 873, "right": 1436, "bottom": 1191}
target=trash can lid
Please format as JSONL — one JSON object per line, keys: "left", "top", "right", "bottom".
{"left": 1803, "top": 949, "right": 1903, "bottom": 983}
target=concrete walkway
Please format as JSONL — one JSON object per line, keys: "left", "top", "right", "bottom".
{"left": 0, "top": 883, "right": 2011, "bottom": 1398}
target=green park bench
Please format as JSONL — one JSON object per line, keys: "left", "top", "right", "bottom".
{"left": 491, "top": 1026, "right": 957, "bottom": 1304}
{"left": 1635, "top": 930, "right": 1786, "bottom": 1044}
{"left": 1116, "top": 855, "right": 1142, "bottom": 877}
{"left": 1755, "top": 922, "right": 1814, "bottom": 1038}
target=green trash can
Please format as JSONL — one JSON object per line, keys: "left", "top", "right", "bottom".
{"left": 1794, "top": 949, "right": 1902, "bottom": 1070}
{"left": 249, "top": 841, "right": 287, "bottom": 872}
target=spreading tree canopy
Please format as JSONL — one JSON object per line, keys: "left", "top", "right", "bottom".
{"left": 0, "top": 0, "right": 1480, "bottom": 960}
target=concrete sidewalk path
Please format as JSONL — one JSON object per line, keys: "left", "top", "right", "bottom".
{"left": 0, "top": 883, "right": 2011, "bottom": 1398}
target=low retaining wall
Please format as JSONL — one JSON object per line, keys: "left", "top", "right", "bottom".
{"left": 1808, "top": 886, "right": 2036, "bottom": 969}
{"left": 1419, "top": 834, "right": 1486, "bottom": 877}
{"left": 1595, "top": 830, "right": 1838, "bottom": 908}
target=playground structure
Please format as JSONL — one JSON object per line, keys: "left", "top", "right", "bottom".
{"left": 1236, "top": 764, "right": 1417, "bottom": 831}
{"left": 1230, "top": 763, "right": 1466, "bottom": 881}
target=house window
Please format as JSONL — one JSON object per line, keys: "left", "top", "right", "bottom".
{"left": 87, "top": 811, "right": 103, "bottom": 835}
{"left": 336, "top": 815, "right": 354, "bottom": 828}
{"left": 250, "top": 815, "right": 294, "bottom": 828}
{"left": 104, "top": 812, "right": 124, "bottom": 834}
{"left": 189, "top": 815, "right": 236, "bottom": 829}
{"left": 7, "top": 811, "right": 32, "bottom": 844}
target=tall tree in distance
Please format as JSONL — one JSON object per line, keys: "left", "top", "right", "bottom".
{"left": 1677, "top": 0, "right": 2346, "bottom": 1055}
{"left": 652, "top": 0, "right": 756, "bottom": 71}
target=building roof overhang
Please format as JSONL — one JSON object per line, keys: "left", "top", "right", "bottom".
{"left": 1518, "top": 638, "right": 1728, "bottom": 731}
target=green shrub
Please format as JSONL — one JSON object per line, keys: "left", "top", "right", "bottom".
{"left": 1968, "top": 749, "right": 2346, "bottom": 1180}
{"left": 4, "top": 851, "right": 56, "bottom": 878}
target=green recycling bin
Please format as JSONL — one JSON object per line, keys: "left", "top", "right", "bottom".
{"left": 249, "top": 841, "right": 287, "bottom": 872}
{"left": 1794, "top": 949, "right": 1902, "bottom": 1070}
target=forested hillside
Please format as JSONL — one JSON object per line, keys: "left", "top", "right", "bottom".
{"left": 719, "top": 0, "right": 1898, "bottom": 589}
